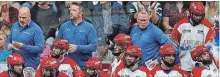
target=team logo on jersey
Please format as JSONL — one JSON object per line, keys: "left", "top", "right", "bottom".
{"left": 198, "top": 30, "right": 204, "bottom": 34}
{"left": 182, "top": 29, "right": 191, "bottom": 33}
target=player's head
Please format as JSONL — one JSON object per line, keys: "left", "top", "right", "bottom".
{"left": 159, "top": 44, "right": 176, "bottom": 67}
{"left": 124, "top": 45, "right": 142, "bottom": 68}
{"left": 85, "top": 57, "right": 102, "bottom": 77}
{"left": 189, "top": 1, "right": 205, "bottom": 26}
{"left": 7, "top": 53, "right": 24, "bottom": 76}
{"left": 51, "top": 39, "right": 69, "bottom": 59}
{"left": 40, "top": 57, "right": 60, "bottom": 77}
{"left": 113, "top": 34, "right": 132, "bottom": 56}
{"left": 191, "top": 45, "right": 212, "bottom": 65}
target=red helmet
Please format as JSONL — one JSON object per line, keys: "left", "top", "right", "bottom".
{"left": 191, "top": 45, "right": 209, "bottom": 61}
{"left": 7, "top": 53, "right": 24, "bottom": 65}
{"left": 125, "top": 45, "right": 142, "bottom": 58}
{"left": 85, "top": 57, "right": 102, "bottom": 70}
{"left": 53, "top": 39, "right": 69, "bottom": 49}
{"left": 159, "top": 44, "right": 176, "bottom": 56}
{"left": 189, "top": 2, "right": 205, "bottom": 15}
{"left": 113, "top": 34, "right": 132, "bottom": 47}
{"left": 40, "top": 57, "right": 60, "bottom": 70}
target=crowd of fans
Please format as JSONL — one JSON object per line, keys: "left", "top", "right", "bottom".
{"left": 0, "top": 1, "right": 219, "bottom": 77}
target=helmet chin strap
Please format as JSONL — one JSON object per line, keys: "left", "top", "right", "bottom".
{"left": 130, "top": 60, "right": 140, "bottom": 70}
{"left": 190, "top": 13, "right": 204, "bottom": 26}
{"left": 126, "top": 58, "right": 140, "bottom": 70}
{"left": 9, "top": 65, "right": 23, "bottom": 77}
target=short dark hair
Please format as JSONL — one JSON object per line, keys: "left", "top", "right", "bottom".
{"left": 71, "top": 1, "right": 83, "bottom": 12}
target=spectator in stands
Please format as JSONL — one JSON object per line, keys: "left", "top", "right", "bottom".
{"left": 162, "top": 1, "right": 189, "bottom": 31}
{"left": 205, "top": 1, "right": 219, "bottom": 25}
{"left": 0, "top": 2, "right": 19, "bottom": 29}
{"left": 92, "top": 1, "right": 128, "bottom": 62}
{"left": 0, "top": 32, "right": 11, "bottom": 62}
{"left": 126, "top": 1, "right": 162, "bottom": 27}
{"left": 6, "top": 7, "right": 44, "bottom": 69}
{"left": 31, "top": 1, "right": 59, "bottom": 35}
{"left": 22, "top": 1, "right": 36, "bottom": 9}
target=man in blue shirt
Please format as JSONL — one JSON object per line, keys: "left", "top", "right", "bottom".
{"left": 6, "top": 7, "right": 44, "bottom": 70}
{"left": 130, "top": 9, "right": 174, "bottom": 69}
{"left": 56, "top": 2, "right": 97, "bottom": 70}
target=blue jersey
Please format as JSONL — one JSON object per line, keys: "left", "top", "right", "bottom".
{"left": 6, "top": 20, "right": 44, "bottom": 69}
{"left": 56, "top": 20, "right": 97, "bottom": 69}
{"left": 130, "top": 23, "right": 173, "bottom": 64}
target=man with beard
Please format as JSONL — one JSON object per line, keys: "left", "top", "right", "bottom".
{"left": 0, "top": 53, "right": 24, "bottom": 77}
{"left": 56, "top": 1, "right": 97, "bottom": 70}
{"left": 108, "top": 34, "right": 132, "bottom": 76}
{"left": 113, "top": 45, "right": 151, "bottom": 77}
{"left": 171, "top": 1, "right": 215, "bottom": 75}
{"left": 50, "top": 39, "right": 85, "bottom": 77}
{"left": 85, "top": 57, "right": 109, "bottom": 77}
{"left": 35, "top": 57, "right": 68, "bottom": 77}
{"left": 150, "top": 44, "right": 186, "bottom": 77}
{"left": 191, "top": 45, "right": 219, "bottom": 77}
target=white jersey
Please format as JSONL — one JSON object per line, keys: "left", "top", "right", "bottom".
{"left": 192, "top": 61, "right": 219, "bottom": 77}
{"left": 110, "top": 58, "right": 122, "bottom": 75}
{"left": 172, "top": 17, "right": 214, "bottom": 71}
{"left": 118, "top": 68, "right": 147, "bottom": 77}
{"left": 151, "top": 65, "right": 186, "bottom": 77}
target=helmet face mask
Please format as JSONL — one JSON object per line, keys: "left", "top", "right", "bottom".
{"left": 40, "top": 57, "right": 59, "bottom": 77}
{"left": 85, "top": 68, "right": 98, "bottom": 77}
{"left": 124, "top": 45, "right": 142, "bottom": 68}
{"left": 191, "top": 45, "right": 213, "bottom": 65}
{"left": 9, "top": 64, "right": 24, "bottom": 76}
{"left": 189, "top": 2, "right": 205, "bottom": 26}
{"left": 52, "top": 39, "right": 69, "bottom": 59}
{"left": 113, "top": 43, "right": 126, "bottom": 56}
{"left": 51, "top": 46, "right": 66, "bottom": 59}
{"left": 190, "top": 13, "right": 204, "bottom": 26}
{"left": 161, "top": 54, "right": 175, "bottom": 67}
{"left": 199, "top": 51, "right": 212, "bottom": 65}
{"left": 124, "top": 54, "right": 139, "bottom": 68}
{"left": 41, "top": 68, "right": 56, "bottom": 77}
{"left": 85, "top": 57, "right": 102, "bottom": 76}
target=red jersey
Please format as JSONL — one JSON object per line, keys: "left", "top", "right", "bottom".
{"left": 99, "top": 71, "right": 110, "bottom": 77}
{"left": 150, "top": 64, "right": 187, "bottom": 77}
{"left": 36, "top": 57, "right": 84, "bottom": 77}
{"left": 0, "top": 71, "right": 9, "bottom": 77}
{"left": 60, "top": 57, "right": 84, "bottom": 76}
{"left": 35, "top": 69, "right": 68, "bottom": 77}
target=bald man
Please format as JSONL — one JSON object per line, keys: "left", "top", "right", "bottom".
{"left": 130, "top": 10, "right": 174, "bottom": 69}
{"left": 6, "top": 7, "right": 44, "bottom": 69}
